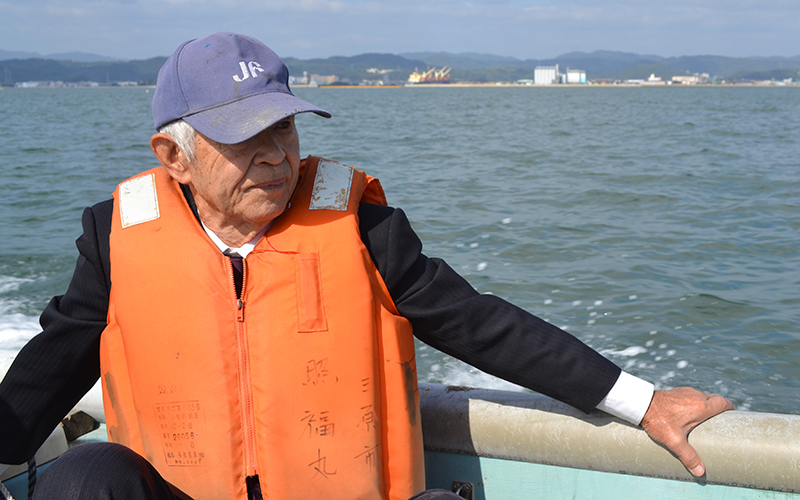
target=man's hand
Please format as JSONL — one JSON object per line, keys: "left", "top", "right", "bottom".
{"left": 640, "top": 387, "right": 734, "bottom": 477}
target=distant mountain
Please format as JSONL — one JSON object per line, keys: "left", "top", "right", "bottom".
{"left": 284, "top": 53, "right": 427, "bottom": 83}
{"left": 287, "top": 53, "right": 422, "bottom": 72}
{"left": 400, "top": 51, "right": 526, "bottom": 70}
{"left": 44, "top": 52, "right": 120, "bottom": 63}
{"left": 0, "top": 49, "right": 40, "bottom": 60}
{"left": 736, "top": 68, "right": 800, "bottom": 81}
{"left": 0, "top": 57, "right": 166, "bottom": 85}
{"left": 0, "top": 49, "right": 119, "bottom": 62}
{"left": 659, "top": 55, "right": 800, "bottom": 80}
{"left": 540, "top": 51, "right": 666, "bottom": 75}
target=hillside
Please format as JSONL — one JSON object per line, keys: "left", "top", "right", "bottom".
{"left": 1, "top": 50, "right": 798, "bottom": 86}
{"left": 1, "top": 57, "right": 166, "bottom": 85}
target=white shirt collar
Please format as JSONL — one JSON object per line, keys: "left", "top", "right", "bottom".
{"left": 202, "top": 222, "right": 270, "bottom": 259}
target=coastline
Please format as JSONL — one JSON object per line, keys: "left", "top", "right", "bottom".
{"left": 5, "top": 82, "right": 796, "bottom": 90}
{"left": 294, "top": 82, "right": 799, "bottom": 89}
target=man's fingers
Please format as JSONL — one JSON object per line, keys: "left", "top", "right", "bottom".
{"left": 641, "top": 387, "right": 734, "bottom": 477}
{"left": 708, "top": 393, "right": 736, "bottom": 414}
{"left": 670, "top": 438, "right": 705, "bottom": 477}
{"left": 645, "top": 417, "right": 706, "bottom": 477}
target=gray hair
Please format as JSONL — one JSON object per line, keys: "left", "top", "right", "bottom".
{"left": 158, "top": 119, "right": 197, "bottom": 164}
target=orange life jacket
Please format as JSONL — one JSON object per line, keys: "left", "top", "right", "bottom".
{"left": 100, "top": 157, "right": 425, "bottom": 500}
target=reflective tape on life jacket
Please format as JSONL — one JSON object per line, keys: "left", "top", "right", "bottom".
{"left": 101, "top": 157, "right": 425, "bottom": 500}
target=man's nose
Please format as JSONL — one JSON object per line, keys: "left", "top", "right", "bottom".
{"left": 252, "top": 131, "right": 286, "bottom": 165}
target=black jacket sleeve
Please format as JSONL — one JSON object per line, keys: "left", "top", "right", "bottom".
{"left": 358, "top": 202, "right": 621, "bottom": 413}
{"left": 0, "top": 201, "right": 112, "bottom": 464}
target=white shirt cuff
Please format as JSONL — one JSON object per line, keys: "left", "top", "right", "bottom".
{"left": 595, "top": 371, "right": 654, "bottom": 425}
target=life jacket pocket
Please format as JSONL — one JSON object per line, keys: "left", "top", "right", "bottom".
{"left": 296, "top": 252, "right": 328, "bottom": 332}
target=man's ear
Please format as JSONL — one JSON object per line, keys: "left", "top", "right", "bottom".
{"left": 151, "top": 133, "right": 192, "bottom": 184}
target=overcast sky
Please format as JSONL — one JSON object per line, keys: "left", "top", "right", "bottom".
{"left": 1, "top": 0, "right": 798, "bottom": 61}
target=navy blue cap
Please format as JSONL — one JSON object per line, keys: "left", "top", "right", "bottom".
{"left": 152, "top": 32, "right": 330, "bottom": 144}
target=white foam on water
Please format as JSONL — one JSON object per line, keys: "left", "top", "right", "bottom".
{"left": 0, "top": 276, "right": 34, "bottom": 296}
{"left": 0, "top": 275, "right": 44, "bottom": 379}
{"left": 429, "top": 363, "right": 525, "bottom": 392}
{"left": 0, "top": 311, "right": 41, "bottom": 377}
{"left": 661, "top": 371, "right": 676, "bottom": 381}
{"left": 0, "top": 313, "right": 39, "bottom": 348}
{"left": 601, "top": 346, "right": 648, "bottom": 357}
{"left": 416, "top": 343, "right": 527, "bottom": 393}
{"left": 0, "top": 277, "right": 106, "bottom": 420}
{"left": 0, "top": 277, "right": 37, "bottom": 320}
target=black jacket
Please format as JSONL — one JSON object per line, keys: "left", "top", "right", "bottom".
{"left": 0, "top": 198, "right": 620, "bottom": 463}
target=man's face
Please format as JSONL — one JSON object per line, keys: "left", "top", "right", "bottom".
{"left": 186, "top": 116, "right": 301, "bottom": 237}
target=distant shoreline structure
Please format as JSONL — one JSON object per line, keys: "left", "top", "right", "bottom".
{"left": 6, "top": 82, "right": 798, "bottom": 90}
{"left": 4, "top": 50, "right": 797, "bottom": 88}
{"left": 407, "top": 67, "right": 453, "bottom": 84}
{"left": 293, "top": 82, "right": 799, "bottom": 89}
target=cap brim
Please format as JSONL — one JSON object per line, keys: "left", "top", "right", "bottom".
{"left": 183, "top": 91, "right": 330, "bottom": 144}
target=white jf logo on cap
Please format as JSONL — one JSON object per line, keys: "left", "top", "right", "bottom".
{"left": 233, "top": 61, "right": 265, "bottom": 82}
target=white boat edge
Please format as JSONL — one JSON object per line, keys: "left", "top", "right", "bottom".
{"left": 419, "top": 382, "right": 800, "bottom": 497}
{"left": 2, "top": 381, "right": 799, "bottom": 498}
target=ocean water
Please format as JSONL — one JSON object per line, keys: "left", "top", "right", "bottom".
{"left": 0, "top": 86, "right": 798, "bottom": 415}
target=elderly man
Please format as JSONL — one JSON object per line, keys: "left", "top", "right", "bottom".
{"left": 0, "top": 32, "right": 731, "bottom": 500}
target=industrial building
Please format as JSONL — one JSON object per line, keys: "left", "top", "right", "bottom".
{"left": 534, "top": 65, "right": 588, "bottom": 85}
{"left": 565, "top": 68, "right": 587, "bottom": 84}
{"left": 534, "top": 65, "right": 559, "bottom": 85}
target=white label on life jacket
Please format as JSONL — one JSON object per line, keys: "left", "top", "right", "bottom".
{"left": 119, "top": 173, "right": 160, "bottom": 228}
{"left": 310, "top": 160, "right": 354, "bottom": 211}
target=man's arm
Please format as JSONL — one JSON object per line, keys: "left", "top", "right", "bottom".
{"left": 358, "top": 203, "right": 619, "bottom": 412}
{"left": 358, "top": 202, "right": 733, "bottom": 477}
{"left": 0, "top": 201, "right": 112, "bottom": 463}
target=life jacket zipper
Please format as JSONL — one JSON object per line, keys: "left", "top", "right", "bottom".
{"left": 231, "top": 257, "right": 259, "bottom": 477}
